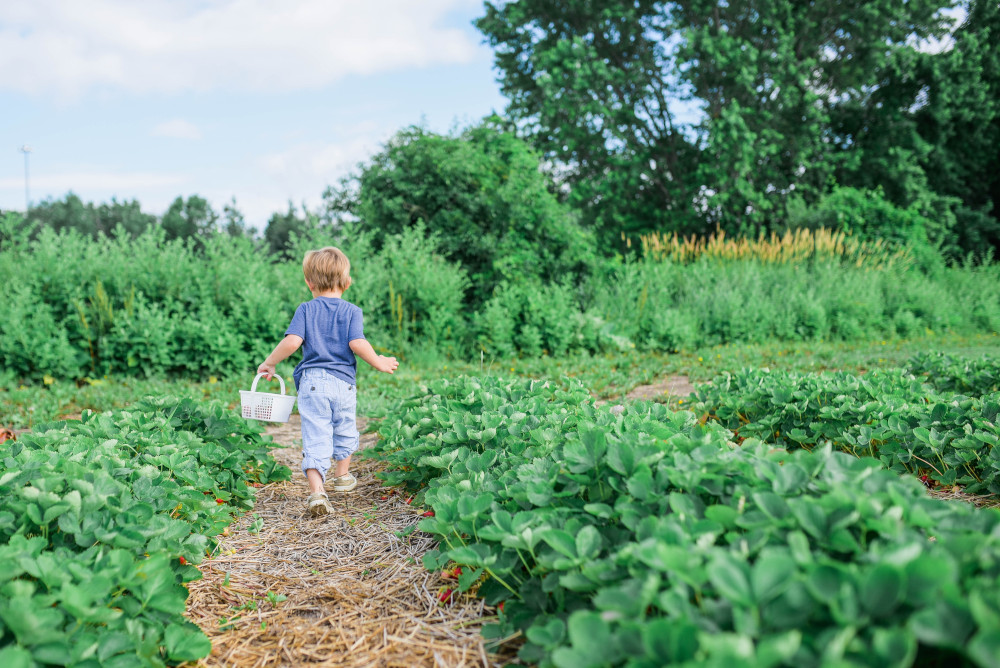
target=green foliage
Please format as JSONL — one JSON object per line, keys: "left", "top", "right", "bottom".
{"left": 914, "top": 0, "right": 1000, "bottom": 258}
{"left": 786, "top": 186, "right": 946, "bottom": 267}
{"left": 0, "top": 397, "right": 290, "bottom": 666}
{"left": 263, "top": 203, "right": 316, "bottom": 258}
{"left": 594, "top": 256, "right": 1000, "bottom": 349}
{"left": 26, "top": 193, "right": 157, "bottom": 240}
{"left": 477, "top": 0, "right": 956, "bottom": 244}
{"left": 692, "top": 366, "right": 1000, "bottom": 492}
{"left": 905, "top": 352, "right": 1000, "bottom": 396}
{"left": 325, "top": 122, "right": 595, "bottom": 303}
{"left": 161, "top": 195, "right": 219, "bottom": 242}
{"left": 368, "top": 375, "right": 1000, "bottom": 667}
{"left": 476, "top": 280, "right": 627, "bottom": 358}
{"left": 0, "top": 213, "right": 471, "bottom": 380}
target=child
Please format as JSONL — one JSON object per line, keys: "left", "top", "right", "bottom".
{"left": 256, "top": 246, "right": 398, "bottom": 516}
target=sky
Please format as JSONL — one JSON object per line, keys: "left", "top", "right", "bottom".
{"left": 0, "top": 0, "right": 508, "bottom": 228}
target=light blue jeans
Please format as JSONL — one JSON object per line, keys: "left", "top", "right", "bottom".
{"left": 298, "top": 368, "right": 359, "bottom": 482}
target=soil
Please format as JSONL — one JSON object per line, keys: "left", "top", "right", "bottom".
{"left": 624, "top": 375, "right": 696, "bottom": 401}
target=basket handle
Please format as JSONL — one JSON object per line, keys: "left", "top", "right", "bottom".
{"left": 251, "top": 373, "right": 286, "bottom": 395}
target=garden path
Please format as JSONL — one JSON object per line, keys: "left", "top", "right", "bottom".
{"left": 184, "top": 415, "right": 506, "bottom": 668}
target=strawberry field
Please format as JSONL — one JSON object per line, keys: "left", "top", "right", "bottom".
{"left": 2, "top": 341, "right": 1000, "bottom": 667}
{"left": 366, "top": 364, "right": 1000, "bottom": 667}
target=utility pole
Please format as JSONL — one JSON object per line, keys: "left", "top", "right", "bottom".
{"left": 18, "top": 145, "right": 32, "bottom": 212}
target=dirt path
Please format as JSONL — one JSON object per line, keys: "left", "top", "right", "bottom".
{"left": 186, "top": 416, "right": 507, "bottom": 668}
{"left": 625, "top": 375, "right": 696, "bottom": 401}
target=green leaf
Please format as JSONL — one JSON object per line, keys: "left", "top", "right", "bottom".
{"left": 968, "top": 630, "right": 1000, "bottom": 668}
{"left": 575, "top": 526, "right": 602, "bottom": 560}
{"left": 860, "top": 563, "right": 904, "bottom": 617}
{"left": 0, "top": 646, "right": 34, "bottom": 668}
{"left": 752, "top": 551, "right": 795, "bottom": 605}
{"left": 708, "top": 553, "right": 754, "bottom": 608}
{"left": 871, "top": 627, "right": 917, "bottom": 668}
{"left": 164, "top": 623, "right": 213, "bottom": 662}
{"left": 565, "top": 611, "right": 615, "bottom": 663}
{"left": 543, "top": 529, "right": 578, "bottom": 559}
{"left": 526, "top": 617, "right": 566, "bottom": 649}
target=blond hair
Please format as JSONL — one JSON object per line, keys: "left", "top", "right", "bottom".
{"left": 302, "top": 247, "right": 351, "bottom": 292}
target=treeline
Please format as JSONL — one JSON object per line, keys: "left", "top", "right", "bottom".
{"left": 16, "top": 193, "right": 317, "bottom": 257}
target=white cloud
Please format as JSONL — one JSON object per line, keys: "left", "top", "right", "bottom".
{"left": 151, "top": 119, "right": 202, "bottom": 139}
{"left": 0, "top": 1, "right": 481, "bottom": 99}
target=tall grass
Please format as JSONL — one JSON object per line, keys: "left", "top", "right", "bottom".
{"left": 638, "top": 226, "right": 911, "bottom": 269}
{"left": 593, "top": 256, "right": 1000, "bottom": 350}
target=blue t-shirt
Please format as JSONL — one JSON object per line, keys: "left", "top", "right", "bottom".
{"left": 285, "top": 297, "right": 365, "bottom": 389}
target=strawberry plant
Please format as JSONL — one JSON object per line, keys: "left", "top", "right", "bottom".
{"left": 906, "top": 352, "right": 999, "bottom": 396}
{"left": 0, "top": 397, "right": 290, "bottom": 667}
{"left": 367, "top": 375, "right": 1000, "bottom": 667}
{"left": 692, "top": 368, "right": 1000, "bottom": 492}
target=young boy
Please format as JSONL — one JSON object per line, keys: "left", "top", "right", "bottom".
{"left": 256, "top": 246, "right": 398, "bottom": 516}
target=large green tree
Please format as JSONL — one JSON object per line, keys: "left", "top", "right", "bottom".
{"left": 477, "top": 0, "right": 953, "bottom": 242}
{"left": 161, "top": 195, "right": 218, "bottom": 241}
{"left": 323, "top": 122, "right": 595, "bottom": 303}
{"left": 915, "top": 0, "right": 1000, "bottom": 257}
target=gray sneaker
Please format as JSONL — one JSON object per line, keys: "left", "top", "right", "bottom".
{"left": 331, "top": 473, "right": 358, "bottom": 493}
{"left": 307, "top": 492, "right": 333, "bottom": 516}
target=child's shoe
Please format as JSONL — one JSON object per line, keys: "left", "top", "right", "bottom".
{"left": 307, "top": 492, "right": 333, "bottom": 516}
{"left": 331, "top": 473, "right": 358, "bottom": 493}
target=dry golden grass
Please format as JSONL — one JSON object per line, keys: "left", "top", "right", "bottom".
{"left": 637, "top": 226, "right": 910, "bottom": 269}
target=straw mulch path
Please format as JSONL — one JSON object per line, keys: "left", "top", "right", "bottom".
{"left": 184, "top": 415, "right": 514, "bottom": 667}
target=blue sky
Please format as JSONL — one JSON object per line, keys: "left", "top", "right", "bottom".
{"left": 0, "top": 1, "right": 507, "bottom": 228}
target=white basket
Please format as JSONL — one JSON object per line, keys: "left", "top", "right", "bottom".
{"left": 240, "top": 373, "right": 296, "bottom": 423}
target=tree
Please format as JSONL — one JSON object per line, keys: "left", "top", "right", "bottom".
{"left": 323, "top": 122, "right": 595, "bottom": 304}
{"left": 222, "top": 198, "right": 251, "bottom": 238}
{"left": 161, "top": 195, "right": 218, "bottom": 241}
{"left": 914, "top": 0, "right": 1000, "bottom": 257}
{"left": 477, "top": 0, "right": 953, "bottom": 242}
{"left": 264, "top": 202, "right": 315, "bottom": 258}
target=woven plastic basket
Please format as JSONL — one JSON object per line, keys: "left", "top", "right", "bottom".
{"left": 240, "top": 373, "right": 296, "bottom": 422}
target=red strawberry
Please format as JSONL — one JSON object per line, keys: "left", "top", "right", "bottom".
{"left": 452, "top": 566, "right": 463, "bottom": 577}
{"left": 438, "top": 588, "right": 454, "bottom": 603}
{"left": 422, "top": 510, "right": 435, "bottom": 517}
{"left": 498, "top": 602, "right": 505, "bottom": 612}
{"left": 216, "top": 498, "right": 225, "bottom": 504}
{"left": 179, "top": 556, "right": 188, "bottom": 565}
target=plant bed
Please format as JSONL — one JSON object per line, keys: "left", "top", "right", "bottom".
{"left": 0, "top": 398, "right": 289, "bottom": 667}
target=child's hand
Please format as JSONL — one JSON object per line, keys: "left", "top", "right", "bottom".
{"left": 256, "top": 362, "right": 276, "bottom": 379}
{"left": 377, "top": 355, "right": 399, "bottom": 374}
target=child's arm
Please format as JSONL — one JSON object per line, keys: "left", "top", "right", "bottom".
{"left": 349, "top": 339, "right": 399, "bottom": 374}
{"left": 257, "top": 335, "right": 304, "bottom": 379}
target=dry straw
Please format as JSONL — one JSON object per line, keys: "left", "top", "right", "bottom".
{"left": 636, "top": 227, "right": 911, "bottom": 270}
{"left": 183, "top": 418, "right": 515, "bottom": 668}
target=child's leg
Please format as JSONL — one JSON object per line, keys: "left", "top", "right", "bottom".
{"left": 333, "top": 457, "right": 351, "bottom": 478}
{"left": 305, "top": 468, "right": 325, "bottom": 494}
{"left": 330, "top": 379, "right": 360, "bottom": 487}
{"left": 299, "top": 374, "right": 335, "bottom": 492}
